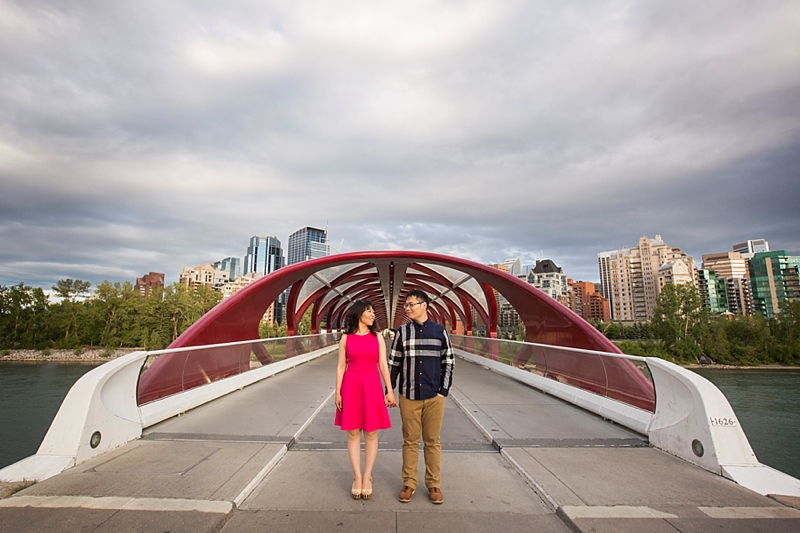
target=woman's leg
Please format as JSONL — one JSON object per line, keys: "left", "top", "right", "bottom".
{"left": 362, "top": 430, "right": 379, "bottom": 496}
{"left": 347, "top": 429, "right": 363, "bottom": 493}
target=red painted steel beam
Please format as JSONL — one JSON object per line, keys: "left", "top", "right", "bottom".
{"left": 138, "top": 251, "right": 653, "bottom": 409}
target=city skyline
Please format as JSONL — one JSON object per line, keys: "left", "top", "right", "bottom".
{"left": 2, "top": 227, "right": 795, "bottom": 291}
{"left": 1, "top": 2, "right": 798, "bottom": 289}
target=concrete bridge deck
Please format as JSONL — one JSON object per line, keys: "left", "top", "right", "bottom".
{"left": 2, "top": 352, "right": 799, "bottom": 532}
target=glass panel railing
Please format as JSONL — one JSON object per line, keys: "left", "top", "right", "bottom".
{"left": 137, "top": 333, "right": 338, "bottom": 406}
{"left": 451, "top": 335, "right": 655, "bottom": 412}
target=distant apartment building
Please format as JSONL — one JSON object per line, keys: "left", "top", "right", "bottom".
{"left": 700, "top": 251, "right": 752, "bottom": 315}
{"left": 287, "top": 226, "right": 329, "bottom": 265}
{"left": 180, "top": 263, "right": 228, "bottom": 290}
{"left": 733, "top": 239, "right": 770, "bottom": 259}
{"left": 243, "top": 235, "right": 284, "bottom": 276}
{"left": 220, "top": 271, "right": 259, "bottom": 300}
{"left": 702, "top": 252, "right": 749, "bottom": 279}
{"left": 527, "top": 259, "right": 568, "bottom": 300}
{"left": 657, "top": 258, "right": 694, "bottom": 289}
{"left": 568, "top": 280, "right": 610, "bottom": 323}
{"left": 725, "top": 278, "right": 753, "bottom": 316}
{"left": 598, "top": 235, "right": 697, "bottom": 322}
{"left": 220, "top": 272, "right": 279, "bottom": 324}
{"left": 487, "top": 261, "right": 519, "bottom": 335}
{"left": 697, "top": 269, "right": 728, "bottom": 314}
{"left": 134, "top": 272, "right": 165, "bottom": 298}
{"left": 748, "top": 250, "right": 800, "bottom": 319}
{"left": 214, "top": 257, "right": 241, "bottom": 283}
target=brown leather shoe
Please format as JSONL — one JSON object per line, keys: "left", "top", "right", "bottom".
{"left": 398, "top": 486, "right": 415, "bottom": 502}
{"left": 429, "top": 487, "right": 444, "bottom": 504}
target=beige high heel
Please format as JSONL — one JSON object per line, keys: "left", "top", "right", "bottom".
{"left": 361, "top": 477, "right": 373, "bottom": 500}
{"left": 352, "top": 478, "right": 362, "bottom": 500}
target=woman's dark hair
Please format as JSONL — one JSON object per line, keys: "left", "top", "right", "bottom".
{"left": 343, "top": 299, "right": 379, "bottom": 335}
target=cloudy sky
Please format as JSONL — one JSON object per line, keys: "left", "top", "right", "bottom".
{"left": 1, "top": 0, "right": 798, "bottom": 289}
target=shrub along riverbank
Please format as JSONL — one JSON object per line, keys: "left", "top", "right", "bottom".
{"left": 596, "top": 284, "right": 800, "bottom": 366}
{"left": 0, "top": 279, "right": 221, "bottom": 352}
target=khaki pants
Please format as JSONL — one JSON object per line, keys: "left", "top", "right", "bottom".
{"left": 399, "top": 394, "right": 445, "bottom": 490}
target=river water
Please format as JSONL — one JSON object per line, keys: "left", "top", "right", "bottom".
{"left": 1, "top": 362, "right": 798, "bottom": 480}
{"left": 691, "top": 367, "right": 800, "bottom": 479}
{"left": 0, "top": 362, "right": 101, "bottom": 471}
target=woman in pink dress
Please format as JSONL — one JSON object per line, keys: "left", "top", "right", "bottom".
{"left": 335, "top": 299, "right": 396, "bottom": 500}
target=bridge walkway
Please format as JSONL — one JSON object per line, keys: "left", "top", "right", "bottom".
{"left": 2, "top": 352, "right": 799, "bottom": 532}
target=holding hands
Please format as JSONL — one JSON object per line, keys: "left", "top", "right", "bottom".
{"left": 385, "top": 391, "right": 397, "bottom": 408}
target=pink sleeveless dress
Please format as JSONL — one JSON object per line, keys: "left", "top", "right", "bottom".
{"left": 335, "top": 333, "right": 391, "bottom": 432}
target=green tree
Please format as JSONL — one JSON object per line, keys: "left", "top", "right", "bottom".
{"left": 597, "top": 321, "right": 622, "bottom": 339}
{"left": 259, "top": 320, "right": 288, "bottom": 339}
{"left": 89, "top": 281, "right": 146, "bottom": 347}
{"left": 0, "top": 283, "right": 52, "bottom": 348}
{"left": 52, "top": 279, "right": 91, "bottom": 346}
{"left": 155, "top": 283, "right": 222, "bottom": 344}
{"left": 651, "top": 283, "right": 705, "bottom": 362}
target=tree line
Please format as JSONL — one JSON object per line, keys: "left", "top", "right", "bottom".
{"left": 0, "top": 279, "right": 222, "bottom": 352}
{"left": 598, "top": 284, "right": 800, "bottom": 366}
{"left": 2, "top": 279, "right": 798, "bottom": 365}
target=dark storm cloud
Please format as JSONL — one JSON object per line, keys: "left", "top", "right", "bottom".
{"left": 1, "top": 0, "right": 798, "bottom": 289}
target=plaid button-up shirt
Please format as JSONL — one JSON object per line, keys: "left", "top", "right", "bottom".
{"left": 388, "top": 319, "right": 454, "bottom": 400}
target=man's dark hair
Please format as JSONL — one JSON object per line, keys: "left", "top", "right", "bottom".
{"left": 406, "top": 289, "right": 430, "bottom": 306}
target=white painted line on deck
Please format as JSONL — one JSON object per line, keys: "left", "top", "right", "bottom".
{"left": 231, "top": 444, "right": 287, "bottom": 509}
{"left": 698, "top": 506, "right": 800, "bottom": 519}
{"left": 293, "top": 390, "right": 336, "bottom": 442}
{"left": 0, "top": 495, "right": 232, "bottom": 514}
{"left": 232, "top": 389, "right": 335, "bottom": 508}
{"left": 562, "top": 506, "right": 678, "bottom": 519}
{"left": 501, "top": 449, "right": 559, "bottom": 513}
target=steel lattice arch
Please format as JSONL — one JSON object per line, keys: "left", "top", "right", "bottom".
{"left": 169, "top": 250, "right": 618, "bottom": 349}
{"left": 138, "top": 251, "right": 654, "bottom": 409}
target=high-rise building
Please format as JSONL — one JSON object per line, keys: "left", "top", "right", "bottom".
{"left": 135, "top": 272, "right": 165, "bottom": 298}
{"left": 503, "top": 258, "right": 523, "bottom": 277}
{"left": 748, "top": 250, "right": 800, "bottom": 319}
{"left": 702, "top": 252, "right": 749, "bottom": 279}
{"left": 568, "top": 279, "right": 610, "bottom": 323}
{"left": 657, "top": 259, "right": 694, "bottom": 289}
{"left": 180, "top": 263, "right": 227, "bottom": 290}
{"left": 214, "top": 257, "right": 241, "bottom": 283}
{"left": 527, "top": 259, "right": 568, "bottom": 300}
{"left": 287, "top": 227, "right": 329, "bottom": 265}
{"left": 733, "top": 239, "right": 770, "bottom": 259}
{"left": 598, "top": 235, "right": 696, "bottom": 322}
{"left": 697, "top": 269, "right": 728, "bottom": 314}
{"left": 243, "top": 235, "right": 284, "bottom": 276}
{"left": 725, "top": 278, "right": 753, "bottom": 316}
{"left": 487, "top": 262, "right": 519, "bottom": 336}
{"left": 701, "top": 251, "right": 752, "bottom": 315}
{"left": 242, "top": 235, "right": 285, "bottom": 323}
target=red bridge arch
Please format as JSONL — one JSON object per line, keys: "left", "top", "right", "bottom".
{"left": 138, "top": 251, "right": 654, "bottom": 409}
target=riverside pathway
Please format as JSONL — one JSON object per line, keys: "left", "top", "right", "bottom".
{"left": 1, "top": 352, "right": 799, "bottom": 532}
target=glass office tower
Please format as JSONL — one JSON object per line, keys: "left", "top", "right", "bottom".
{"left": 244, "top": 235, "right": 284, "bottom": 276}
{"left": 244, "top": 235, "right": 285, "bottom": 323}
{"left": 287, "top": 227, "right": 329, "bottom": 265}
{"left": 213, "top": 257, "right": 241, "bottom": 282}
{"left": 748, "top": 250, "right": 800, "bottom": 319}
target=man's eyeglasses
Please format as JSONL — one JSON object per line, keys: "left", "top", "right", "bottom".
{"left": 404, "top": 301, "right": 424, "bottom": 309}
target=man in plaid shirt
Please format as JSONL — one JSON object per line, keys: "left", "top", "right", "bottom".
{"left": 388, "top": 289, "right": 454, "bottom": 504}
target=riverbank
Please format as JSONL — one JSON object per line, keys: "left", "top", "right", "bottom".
{"left": 683, "top": 363, "right": 800, "bottom": 370}
{"left": 0, "top": 349, "right": 138, "bottom": 363}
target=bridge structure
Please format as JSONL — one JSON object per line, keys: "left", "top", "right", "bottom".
{"left": 1, "top": 251, "right": 800, "bottom": 532}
